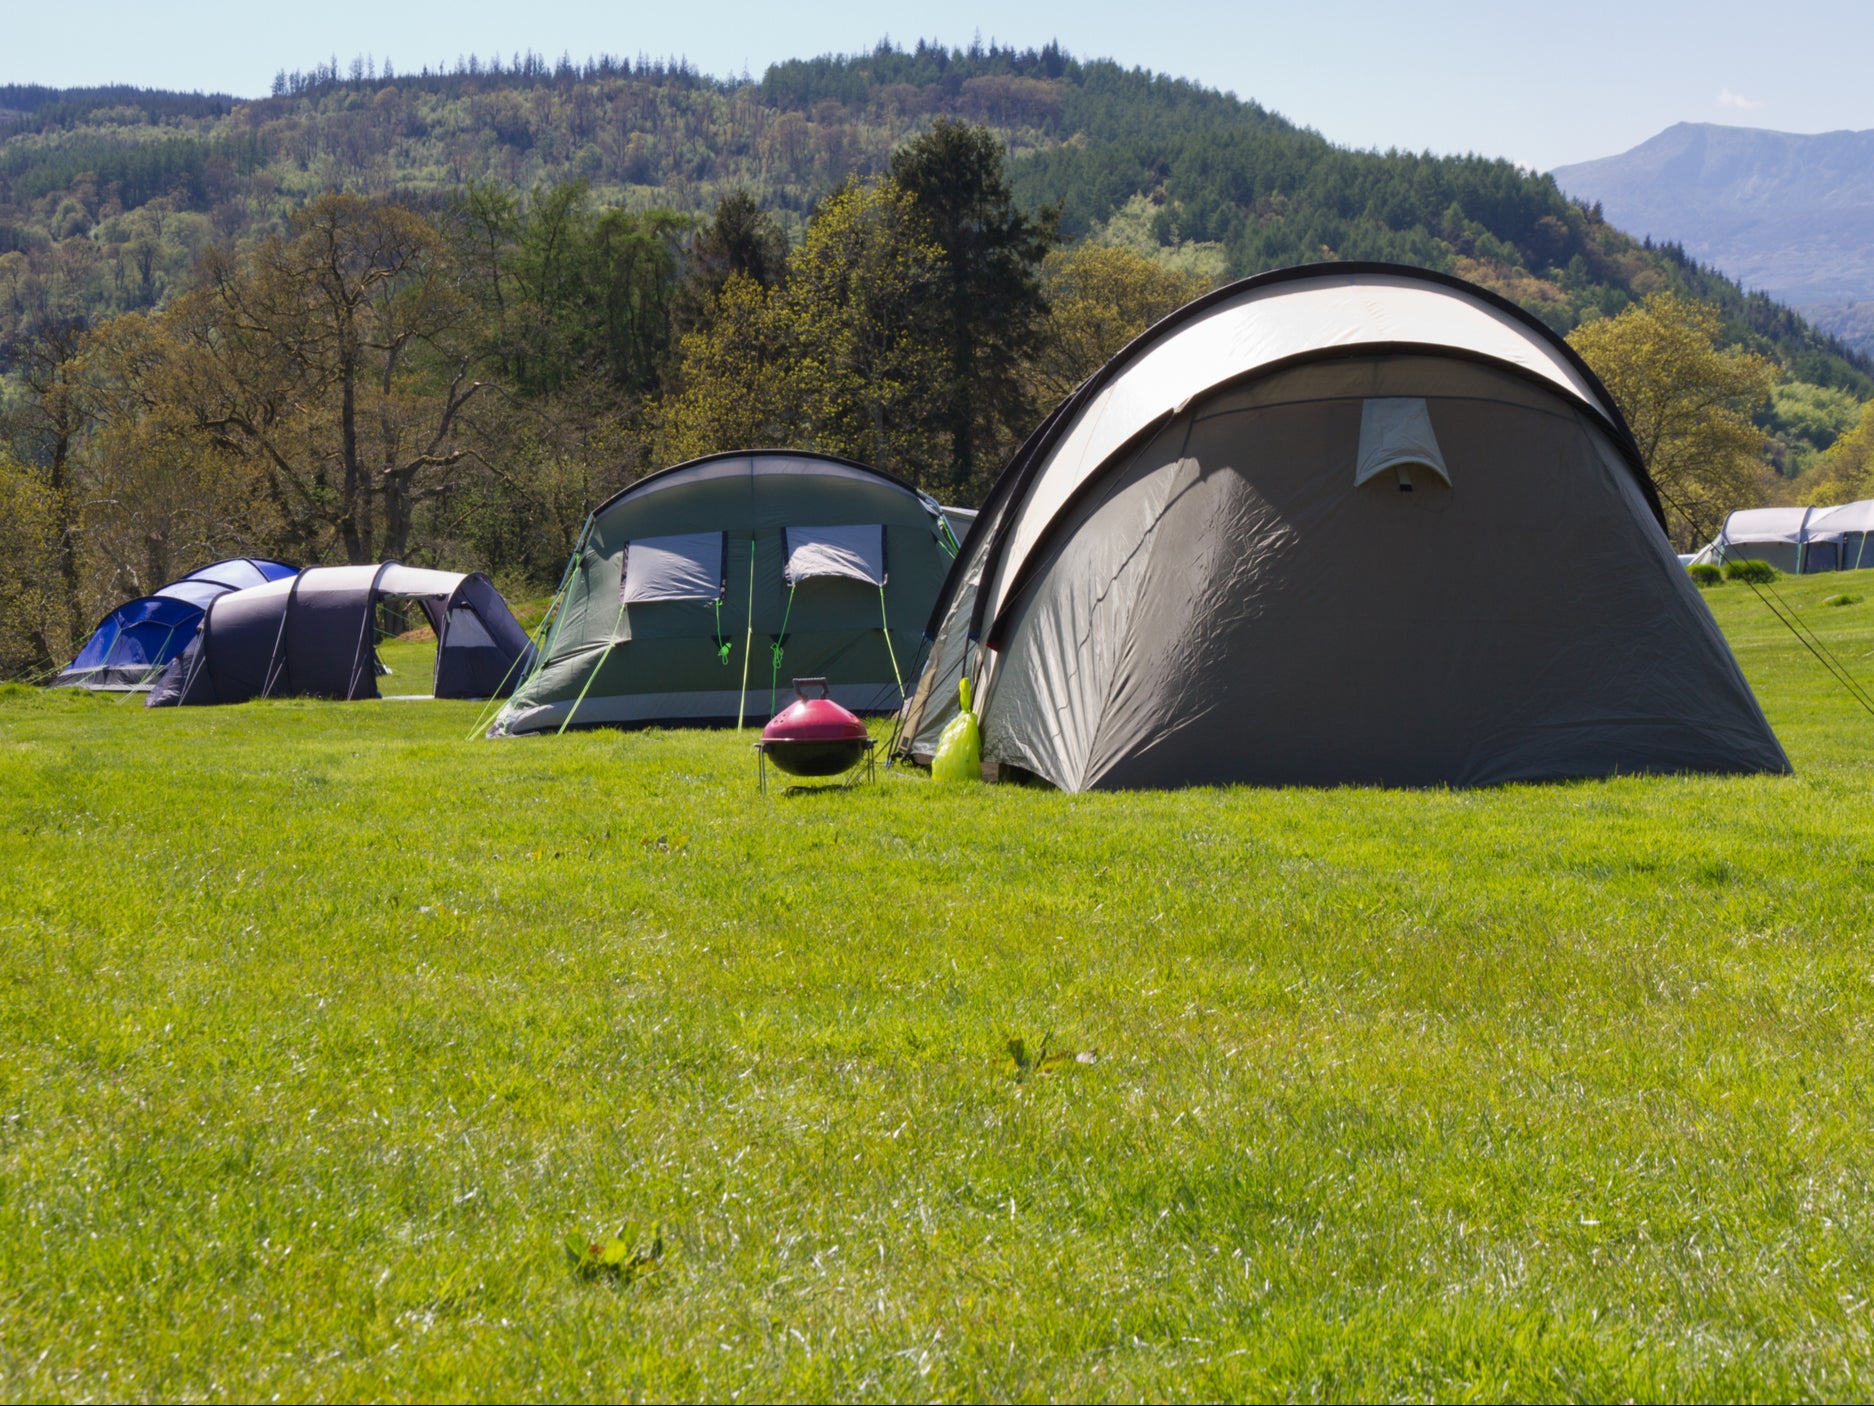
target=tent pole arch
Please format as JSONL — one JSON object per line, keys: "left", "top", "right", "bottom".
{"left": 347, "top": 561, "right": 396, "bottom": 701}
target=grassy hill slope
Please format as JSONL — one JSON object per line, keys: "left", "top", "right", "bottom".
{"left": 3, "top": 575, "right": 1874, "bottom": 1396}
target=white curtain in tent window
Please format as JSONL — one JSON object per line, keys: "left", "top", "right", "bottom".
{"left": 782, "top": 525, "right": 886, "bottom": 586}
{"left": 622, "top": 533, "right": 727, "bottom": 603}
{"left": 1355, "top": 398, "right": 1450, "bottom": 488}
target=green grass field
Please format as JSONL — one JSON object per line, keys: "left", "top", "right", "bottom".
{"left": 5, "top": 574, "right": 1874, "bottom": 1401}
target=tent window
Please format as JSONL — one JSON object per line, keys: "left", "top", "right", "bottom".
{"left": 1355, "top": 397, "right": 1450, "bottom": 491}
{"left": 444, "top": 604, "right": 495, "bottom": 648}
{"left": 622, "top": 532, "right": 727, "bottom": 603}
{"left": 782, "top": 524, "right": 886, "bottom": 587}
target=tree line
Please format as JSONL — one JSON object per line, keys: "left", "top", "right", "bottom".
{"left": 0, "top": 123, "right": 1208, "bottom": 673}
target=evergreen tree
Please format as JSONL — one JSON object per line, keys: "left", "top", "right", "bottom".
{"left": 889, "top": 121, "right": 1058, "bottom": 495}
{"left": 689, "top": 191, "right": 789, "bottom": 295}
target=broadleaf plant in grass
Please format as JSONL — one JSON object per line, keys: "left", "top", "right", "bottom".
{"left": 567, "top": 1227, "right": 664, "bottom": 1283}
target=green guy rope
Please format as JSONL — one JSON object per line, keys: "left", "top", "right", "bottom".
{"left": 736, "top": 541, "right": 755, "bottom": 730}
{"left": 466, "top": 591, "right": 564, "bottom": 740}
{"left": 459, "top": 622, "right": 537, "bottom": 739}
{"left": 61, "top": 619, "right": 123, "bottom": 688}
{"left": 769, "top": 582, "right": 797, "bottom": 717}
{"left": 713, "top": 599, "right": 732, "bottom": 664}
{"left": 879, "top": 586, "right": 905, "bottom": 701}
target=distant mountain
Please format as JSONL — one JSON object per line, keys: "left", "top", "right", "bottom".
{"left": 1554, "top": 122, "right": 1874, "bottom": 351}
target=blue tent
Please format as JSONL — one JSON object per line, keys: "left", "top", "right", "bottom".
{"left": 53, "top": 559, "right": 299, "bottom": 690}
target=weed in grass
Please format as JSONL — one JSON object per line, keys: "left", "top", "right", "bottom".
{"left": 567, "top": 1227, "right": 664, "bottom": 1283}
{"left": 1825, "top": 593, "right": 1862, "bottom": 607}
{"left": 1006, "top": 1033, "right": 1097, "bottom": 1082}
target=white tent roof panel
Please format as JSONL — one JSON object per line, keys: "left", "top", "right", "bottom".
{"left": 376, "top": 565, "right": 469, "bottom": 599}
{"left": 986, "top": 271, "right": 1614, "bottom": 627}
{"left": 1719, "top": 507, "right": 1811, "bottom": 546}
{"left": 1804, "top": 500, "right": 1874, "bottom": 539}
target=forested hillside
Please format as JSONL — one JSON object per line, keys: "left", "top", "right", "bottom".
{"left": 4, "top": 41, "right": 1872, "bottom": 674}
{"left": 2, "top": 44, "right": 1866, "bottom": 383}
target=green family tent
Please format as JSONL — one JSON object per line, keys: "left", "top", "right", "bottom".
{"left": 898, "top": 262, "right": 1788, "bottom": 791}
{"left": 491, "top": 451, "right": 964, "bottom": 734}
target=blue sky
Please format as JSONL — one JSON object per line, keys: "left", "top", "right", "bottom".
{"left": 7, "top": 0, "right": 1872, "bottom": 170}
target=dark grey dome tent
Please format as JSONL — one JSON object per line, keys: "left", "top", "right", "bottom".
{"left": 146, "top": 564, "right": 533, "bottom": 706}
{"left": 897, "top": 263, "right": 1789, "bottom": 791}
{"left": 490, "top": 451, "right": 962, "bottom": 735}
{"left": 52, "top": 558, "right": 299, "bottom": 691}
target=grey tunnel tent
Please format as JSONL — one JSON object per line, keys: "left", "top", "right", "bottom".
{"left": 146, "top": 564, "right": 534, "bottom": 706}
{"left": 52, "top": 558, "right": 299, "bottom": 691}
{"left": 490, "top": 450, "right": 963, "bottom": 734}
{"left": 897, "top": 262, "right": 1789, "bottom": 791}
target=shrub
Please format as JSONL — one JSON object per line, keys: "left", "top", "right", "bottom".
{"left": 1725, "top": 559, "right": 1780, "bottom": 584}
{"left": 1688, "top": 562, "right": 1723, "bottom": 587}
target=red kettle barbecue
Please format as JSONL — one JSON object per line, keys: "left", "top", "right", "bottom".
{"left": 757, "top": 678, "right": 875, "bottom": 789}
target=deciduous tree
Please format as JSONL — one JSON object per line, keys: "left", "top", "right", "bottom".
{"left": 1567, "top": 293, "right": 1778, "bottom": 547}
{"left": 6, "top": 316, "right": 95, "bottom": 641}
{"left": 658, "top": 179, "right": 947, "bottom": 484}
{"left": 1796, "top": 400, "right": 1874, "bottom": 507}
{"left": 775, "top": 177, "right": 948, "bottom": 477}
{"left": 160, "top": 194, "right": 486, "bottom": 563}
{"left": 78, "top": 316, "right": 281, "bottom": 598}
{"left": 1025, "top": 244, "right": 1212, "bottom": 407}
{"left": 0, "top": 449, "right": 65, "bottom": 674}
